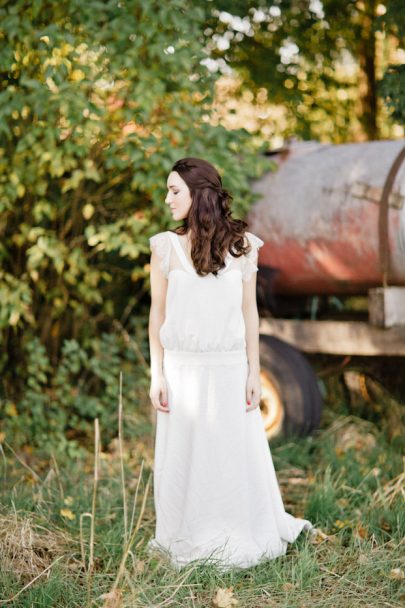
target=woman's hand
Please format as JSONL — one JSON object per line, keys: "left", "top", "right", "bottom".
{"left": 246, "top": 370, "right": 262, "bottom": 412}
{"left": 149, "top": 374, "right": 170, "bottom": 413}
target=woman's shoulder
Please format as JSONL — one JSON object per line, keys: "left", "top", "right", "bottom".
{"left": 149, "top": 230, "right": 169, "bottom": 243}
{"left": 243, "top": 231, "right": 264, "bottom": 250}
{"left": 149, "top": 230, "right": 175, "bottom": 249}
{"left": 149, "top": 232, "right": 172, "bottom": 277}
{"left": 240, "top": 231, "right": 264, "bottom": 282}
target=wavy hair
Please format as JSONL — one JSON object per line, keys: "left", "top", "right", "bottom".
{"left": 170, "top": 157, "right": 252, "bottom": 277}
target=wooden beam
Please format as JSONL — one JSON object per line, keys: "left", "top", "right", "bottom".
{"left": 259, "top": 318, "right": 405, "bottom": 356}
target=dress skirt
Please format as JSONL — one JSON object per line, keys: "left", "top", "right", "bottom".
{"left": 146, "top": 348, "right": 313, "bottom": 571}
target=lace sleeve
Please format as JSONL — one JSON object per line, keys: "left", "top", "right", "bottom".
{"left": 149, "top": 232, "right": 171, "bottom": 278}
{"left": 242, "top": 232, "right": 264, "bottom": 282}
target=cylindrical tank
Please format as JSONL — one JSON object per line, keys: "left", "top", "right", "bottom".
{"left": 248, "top": 139, "right": 405, "bottom": 295}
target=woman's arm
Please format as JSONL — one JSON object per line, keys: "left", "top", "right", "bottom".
{"left": 242, "top": 270, "right": 260, "bottom": 374}
{"left": 242, "top": 261, "right": 262, "bottom": 411}
{"left": 148, "top": 247, "right": 170, "bottom": 412}
{"left": 148, "top": 247, "right": 167, "bottom": 376}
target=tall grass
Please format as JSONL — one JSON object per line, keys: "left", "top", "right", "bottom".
{"left": 0, "top": 372, "right": 404, "bottom": 607}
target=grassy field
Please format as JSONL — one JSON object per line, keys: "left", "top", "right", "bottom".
{"left": 1, "top": 374, "right": 404, "bottom": 607}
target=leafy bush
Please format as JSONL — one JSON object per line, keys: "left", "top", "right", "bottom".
{"left": 3, "top": 321, "right": 150, "bottom": 454}
{"left": 0, "top": 0, "right": 271, "bottom": 450}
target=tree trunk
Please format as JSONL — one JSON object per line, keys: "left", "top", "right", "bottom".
{"left": 357, "top": 0, "right": 379, "bottom": 140}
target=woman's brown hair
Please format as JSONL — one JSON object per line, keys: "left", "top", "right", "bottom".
{"left": 171, "top": 157, "right": 252, "bottom": 277}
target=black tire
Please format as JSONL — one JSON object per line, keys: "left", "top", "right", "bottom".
{"left": 259, "top": 334, "right": 323, "bottom": 438}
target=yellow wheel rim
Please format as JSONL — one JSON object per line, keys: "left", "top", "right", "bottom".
{"left": 259, "top": 368, "right": 284, "bottom": 438}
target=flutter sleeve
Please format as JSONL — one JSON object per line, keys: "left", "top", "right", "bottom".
{"left": 241, "top": 231, "right": 265, "bottom": 282}
{"left": 149, "top": 232, "right": 171, "bottom": 278}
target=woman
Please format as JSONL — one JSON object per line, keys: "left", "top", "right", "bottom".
{"left": 147, "top": 157, "right": 313, "bottom": 571}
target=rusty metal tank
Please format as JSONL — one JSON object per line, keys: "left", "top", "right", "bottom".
{"left": 248, "top": 139, "right": 405, "bottom": 295}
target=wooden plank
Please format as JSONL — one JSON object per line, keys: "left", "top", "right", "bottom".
{"left": 259, "top": 318, "right": 405, "bottom": 356}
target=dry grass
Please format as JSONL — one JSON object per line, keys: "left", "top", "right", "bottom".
{"left": 0, "top": 512, "right": 81, "bottom": 585}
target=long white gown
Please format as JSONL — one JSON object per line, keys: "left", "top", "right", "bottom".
{"left": 147, "top": 230, "right": 313, "bottom": 571}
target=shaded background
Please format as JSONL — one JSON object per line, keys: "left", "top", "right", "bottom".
{"left": 0, "top": 0, "right": 403, "bottom": 453}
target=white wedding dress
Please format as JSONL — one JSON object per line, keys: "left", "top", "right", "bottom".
{"left": 147, "top": 230, "right": 313, "bottom": 571}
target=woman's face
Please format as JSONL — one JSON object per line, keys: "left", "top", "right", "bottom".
{"left": 165, "top": 171, "right": 192, "bottom": 221}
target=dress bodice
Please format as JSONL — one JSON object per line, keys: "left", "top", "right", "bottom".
{"left": 149, "top": 230, "right": 264, "bottom": 352}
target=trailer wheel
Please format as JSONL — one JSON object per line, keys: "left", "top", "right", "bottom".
{"left": 259, "top": 335, "right": 323, "bottom": 438}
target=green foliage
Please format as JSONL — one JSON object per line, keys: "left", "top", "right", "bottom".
{"left": 377, "top": 0, "right": 405, "bottom": 126}
{"left": 207, "top": 0, "right": 403, "bottom": 141}
{"left": 379, "top": 64, "right": 405, "bottom": 126}
{"left": 0, "top": 0, "right": 272, "bottom": 450}
{"left": 3, "top": 324, "right": 150, "bottom": 454}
